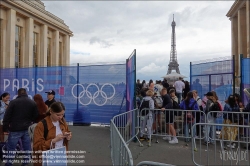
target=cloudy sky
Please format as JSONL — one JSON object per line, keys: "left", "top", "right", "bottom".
{"left": 43, "top": 1, "right": 234, "bottom": 82}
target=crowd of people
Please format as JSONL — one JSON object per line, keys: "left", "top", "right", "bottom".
{"left": 136, "top": 78, "right": 250, "bottom": 149}
{"left": 0, "top": 88, "right": 72, "bottom": 166}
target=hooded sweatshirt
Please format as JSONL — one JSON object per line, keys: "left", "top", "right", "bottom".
{"left": 180, "top": 98, "right": 199, "bottom": 111}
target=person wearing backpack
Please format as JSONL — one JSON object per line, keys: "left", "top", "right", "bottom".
{"left": 220, "top": 95, "right": 240, "bottom": 149}
{"left": 203, "top": 92, "right": 221, "bottom": 145}
{"left": 161, "top": 88, "right": 178, "bottom": 144}
{"left": 139, "top": 90, "right": 155, "bottom": 142}
{"left": 180, "top": 91, "right": 199, "bottom": 142}
{"left": 33, "top": 102, "right": 72, "bottom": 166}
{"left": 192, "top": 90, "right": 203, "bottom": 137}
{"left": 152, "top": 92, "right": 163, "bottom": 133}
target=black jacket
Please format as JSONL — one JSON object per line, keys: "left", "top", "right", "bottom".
{"left": 45, "top": 98, "right": 56, "bottom": 108}
{"left": 162, "top": 94, "right": 173, "bottom": 109}
{"left": 3, "top": 94, "right": 38, "bottom": 132}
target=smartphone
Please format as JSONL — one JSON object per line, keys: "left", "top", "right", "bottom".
{"left": 63, "top": 133, "right": 70, "bottom": 136}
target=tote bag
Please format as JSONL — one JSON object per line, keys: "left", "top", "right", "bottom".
{"left": 42, "top": 145, "right": 67, "bottom": 166}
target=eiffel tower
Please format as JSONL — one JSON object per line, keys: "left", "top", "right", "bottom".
{"left": 167, "top": 14, "right": 180, "bottom": 74}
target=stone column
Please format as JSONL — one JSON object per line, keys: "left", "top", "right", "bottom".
{"left": 63, "top": 35, "right": 70, "bottom": 66}
{"left": 238, "top": 8, "right": 247, "bottom": 57}
{"left": 1, "top": 19, "right": 7, "bottom": 68}
{"left": 52, "top": 30, "right": 59, "bottom": 66}
{"left": 5, "top": 9, "right": 16, "bottom": 68}
{"left": 246, "top": 0, "right": 250, "bottom": 58}
{"left": 24, "top": 17, "right": 34, "bottom": 67}
{"left": 40, "top": 24, "right": 47, "bottom": 67}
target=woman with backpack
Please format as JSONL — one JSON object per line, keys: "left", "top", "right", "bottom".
{"left": 220, "top": 95, "right": 240, "bottom": 149}
{"left": 139, "top": 90, "right": 154, "bottom": 142}
{"left": 203, "top": 92, "right": 221, "bottom": 145}
{"left": 179, "top": 91, "right": 199, "bottom": 142}
{"left": 33, "top": 102, "right": 72, "bottom": 165}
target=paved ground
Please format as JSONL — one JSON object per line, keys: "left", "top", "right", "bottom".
{"left": 2, "top": 125, "right": 250, "bottom": 166}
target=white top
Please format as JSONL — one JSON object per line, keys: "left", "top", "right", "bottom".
{"left": 195, "top": 96, "right": 202, "bottom": 107}
{"left": 154, "top": 84, "right": 163, "bottom": 96}
{"left": 52, "top": 121, "right": 64, "bottom": 148}
{"left": 174, "top": 80, "right": 185, "bottom": 93}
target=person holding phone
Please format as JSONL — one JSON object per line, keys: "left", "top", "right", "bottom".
{"left": 33, "top": 102, "right": 72, "bottom": 166}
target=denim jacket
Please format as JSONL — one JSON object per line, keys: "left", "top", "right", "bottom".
{"left": 0, "top": 100, "right": 7, "bottom": 120}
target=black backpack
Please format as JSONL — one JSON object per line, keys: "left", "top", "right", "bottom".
{"left": 209, "top": 102, "right": 221, "bottom": 118}
{"left": 172, "top": 99, "right": 181, "bottom": 116}
{"left": 139, "top": 100, "right": 150, "bottom": 116}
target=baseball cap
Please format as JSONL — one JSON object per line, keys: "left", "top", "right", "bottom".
{"left": 45, "top": 90, "right": 55, "bottom": 95}
{"left": 204, "top": 92, "right": 213, "bottom": 96}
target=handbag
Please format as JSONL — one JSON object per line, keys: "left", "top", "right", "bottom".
{"left": 42, "top": 142, "right": 67, "bottom": 166}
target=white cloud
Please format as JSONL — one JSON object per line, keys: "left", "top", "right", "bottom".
{"left": 138, "top": 63, "right": 166, "bottom": 74}
{"left": 43, "top": 1, "right": 234, "bottom": 82}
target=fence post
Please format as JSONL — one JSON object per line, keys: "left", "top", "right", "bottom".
{"left": 240, "top": 54, "right": 243, "bottom": 100}
{"left": 126, "top": 58, "right": 128, "bottom": 112}
{"left": 233, "top": 55, "right": 235, "bottom": 94}
{"left": 209, "top": 75, "right": 211, "bottom": 92}
{"left": 77, "top": 63, "right": 79, "bottom": 112}
{"left": 35, "top": 65, "right": 37, "bottom": 95}
{"left": 133, "top": 49, "right": 136, "bottom": 110}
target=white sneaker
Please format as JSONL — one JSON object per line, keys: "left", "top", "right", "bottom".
{"left": 227, "top": 143, "right": 236, "bottom": 149}
{"left": 163, "top": 136, "right": 171, "bottom": 141}
{"left": 169, "top": 138, "right": 178, "bottom": 144}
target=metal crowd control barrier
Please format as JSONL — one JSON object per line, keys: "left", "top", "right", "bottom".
{"left": 112, "top": 109, "right": 141, "bottom": 145}
{"left": 136, "top": 161, "right": 175, "bottom": 166}
{"left": 139, "top": 109, "right": 206, "bottom": 146}
{"left": 192, "top": 123, "right": 250, "bottom": 166}
{"left": 110, "top": 120, "right": 133, "bottom": 166}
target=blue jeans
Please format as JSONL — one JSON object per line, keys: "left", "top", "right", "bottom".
{"left": 176, "top": 93, "right": 182, "bottom": 104}
{"left": 5, "top": 130, "right": 31, "bottom": 166}
{"left": 184, "top": 122, "right": 196, "bottom": 142}
{"left": 204, "top": 115, "right": 216, "bottom": 143}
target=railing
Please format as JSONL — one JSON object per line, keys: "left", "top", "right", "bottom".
{"left": 139, "top": 109, "right": 206, "bottom": 146}
{"left": 192, "top": 109, "right": 250, "bottom": 166}
{"left": 136, "top": 161, "right": 175, "bottom": 166}
{"left": 112, "top": 109, "right": 141, "bottom": 145}
{"left": 111, "top": 108, "right": 250, "bottom": 165}
{"left": 110, "top": 120, "right": 133, "bottom": 166}
{"left": 192, "top": 123, "right": 250, "bottom": 166}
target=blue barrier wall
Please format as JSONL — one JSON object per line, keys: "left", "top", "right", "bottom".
{"left": 126, "top": 50, "right": 136, "bottom": 111}
{"left": 190, "top": 58, "right": 234, "bottom": 130}
{"left": 0, "top": 64, "right": 126, "bottom": 124}
{"left": 241, "top": 58, "right": 250, "bottom": 104}
{"left": 190, "top": 59, "right": 234, "bottom": 106}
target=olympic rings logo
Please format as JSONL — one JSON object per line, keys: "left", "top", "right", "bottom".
{"left": 71, "top": 83, "right": 116, "bottom": 106}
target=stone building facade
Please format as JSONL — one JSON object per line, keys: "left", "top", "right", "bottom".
{"left": 227, "top": 0, "right": 250, "bottom": 79}
{"left": 0, "top": 0, "right": 73, "bottom": 68}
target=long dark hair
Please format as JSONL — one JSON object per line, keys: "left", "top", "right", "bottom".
{"left": 184, "top": 91, "right": 193, "bottom": 105}
{"left": 46, "top": 102, "right": 65, "bottom": 116}
{"left": 233, "top": 93, "right": 242, "bottom": 103}
{"left": 0, "top": 92, "right": 10, "bottom": 100}
{"left": 227, "top": 95, "right": 236, "bottom": 108}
